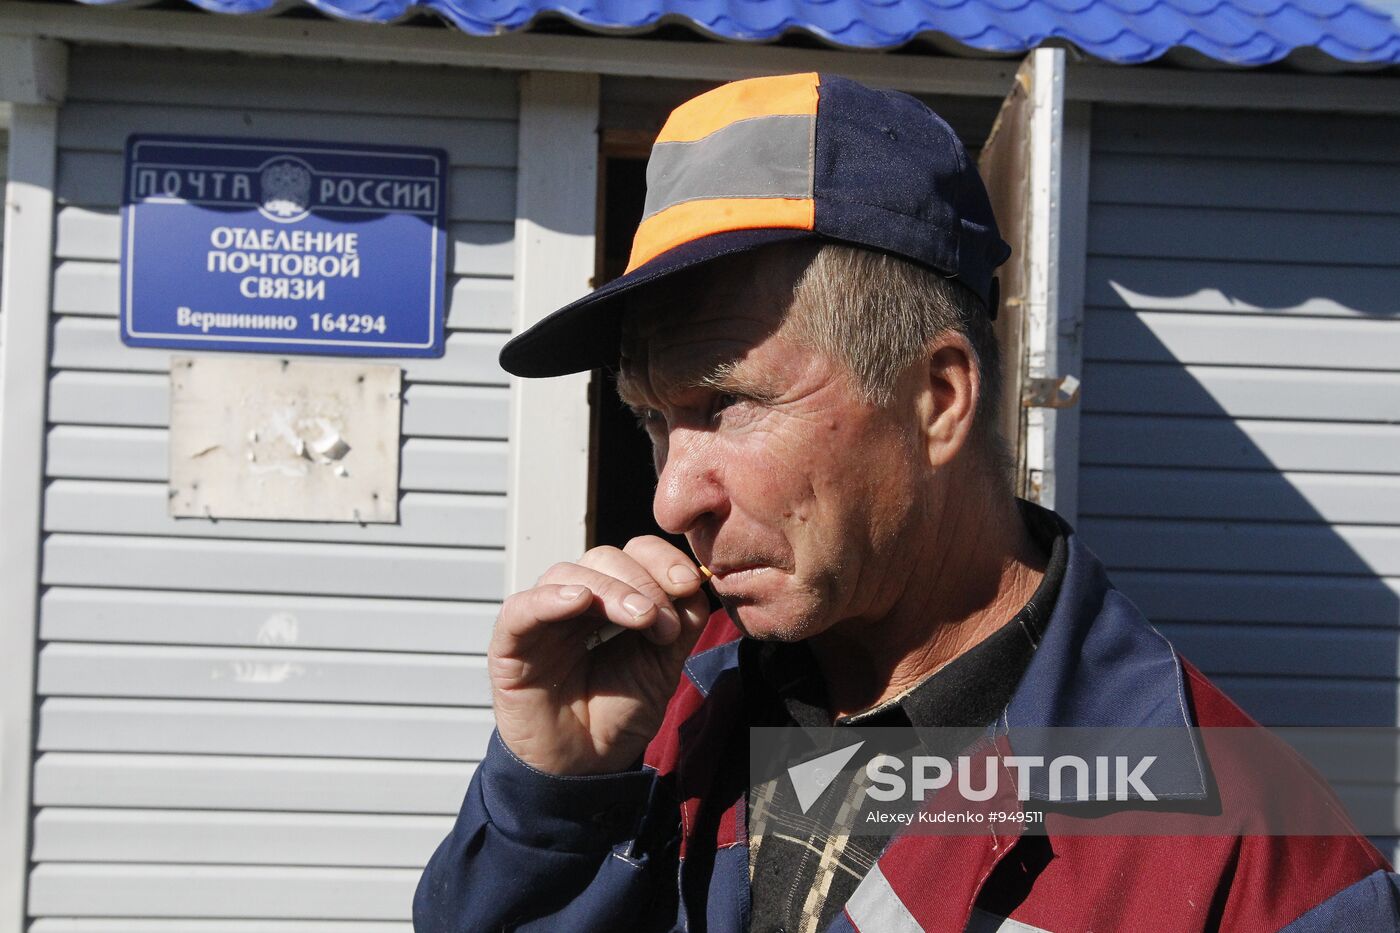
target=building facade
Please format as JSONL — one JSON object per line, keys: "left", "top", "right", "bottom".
{"left": 0, "top": 1, "right": 1398, "bottom": 926}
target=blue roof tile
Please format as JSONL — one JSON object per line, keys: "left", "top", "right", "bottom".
{"left": 75, "top": 0, "right": 1400, "bottom": 63}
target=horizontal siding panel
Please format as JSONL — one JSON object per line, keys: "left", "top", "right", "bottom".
{"left": 400, "top": 438, "right": 508, "bottom": 493}
{"left": 33, "top": 921, "right": 410, "bottom": 932}
{"left": 1158, "top": 622, "right": 1400, "bottom": 679}
{"left": 33, "top": 753, "right": 474, "bottom": 814}
{"left": 446, "top": 275, "right": 513, "bottom": 331}
{"left": 1090, "top": 152, "right": 1400, "bottom": 215}
{"left": 38, "top": 644, "right": 491, "bottom": 707}
{"left": 51, "top": 260, "right": 115, "bottom": 315}
{"left": 43, "top": 481, "right": 506, "bottom": 548}
{"left": 57, "top": 101, "right": 516, "bottom": 167}
{"left": 1083, "top": 310, "right": 1400, "bottom": 370}
{"left": 1110, "top": 571, "right": 1400, "bottom": 628}
{"left": 46, "top": 426, "right": 167, "bottom": 481}
{"left": 1085, "top": 256, "right": 1400, "bottom": 319}
{"left": 50, "top": 316, "right": 509, "bottom": 385}
{"left": 48, "top": 372, "right": 510, "bottom": 439}
{"left": 1273, "top": 731, "right": 1400, "bottom": 784}
{"left": 401, "top": 383, "right": 509, "bottom": 439}
{"left": 47, "top": 427, "right": 509, "bottom": 493}
{"left": 48, "top": 372, "right": 167, "bottom": 426}
{"left": 68, "top": 46, "right": 517, "bottom": 120}
{"left": 1080, "top": 414, "right": 1400, "bottom": 474}
{"left": 418, "top": 330, "right": 511, "bottom": 387}
{"left": 57, "top": 151, "right": 515, "bottom": 223}
{"left": 52, "top": 260, "right": 514, "bottom": 332}
{"left": 43, "top": 534, "right": 505, "bottom": 601}
{"left": 448, "top": 222, "right": 514, "bottom": 276}
{"left": 1209, "top": 677, "right": 1397, "bottom": 727}
{"left": 54, "top": 206, "right": 117, "bottom": 261}
{"left": 38, "top": 698, "right": 495, "bottom": 760}
{"left": 1089, "top": 204, "right": 1400, "bottom": 266}
{"left": 40, "top": 588, "right": 497, "bottom": 654}
{"left": 1091, "top": 107, "right": 1400, "bottom": 164}
{"left": 1081, "top": 363, "right": 1400, "bottom": 423}
{"left": 1079, "top": 467, "right": 1400, "bottom": 525}
{"left": 54, "top": 207, "right": 515, "bottom": 277}
{"left": 27, "top": 863, "right": 417, "bottom": 919}
{"left": 32, "top": 809, "right": 451, "bottom": 868}
{"left": 1078, "top": 518, "right": 1400, "bottom": 576}
{"left": 43, "top": 480, "right": 505, "bottom": 546}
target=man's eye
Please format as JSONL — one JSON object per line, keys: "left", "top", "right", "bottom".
{"left": 634, "top": 408, "right": 665, "bottom": 430}
{"left": 711, "top": 394, "right": 741, "bottom": 420}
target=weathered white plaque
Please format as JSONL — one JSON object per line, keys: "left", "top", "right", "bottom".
{"left": 169, "top": 356, "right": 401, "bottom": 522}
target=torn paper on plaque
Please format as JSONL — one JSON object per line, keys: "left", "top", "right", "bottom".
{"left": 168, "top": 355, "right": 401, "bottom": 522}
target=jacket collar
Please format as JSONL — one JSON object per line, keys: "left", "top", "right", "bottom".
{"left": 997, "top": 503, "right": 1207, "bottom": 800}
{"left": 1004, "top": 504, "right": 1195, "bottom": 732}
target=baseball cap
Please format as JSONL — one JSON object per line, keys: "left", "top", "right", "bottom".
{"left": 499, "top": 72, "right": 1011, "bottom": 378}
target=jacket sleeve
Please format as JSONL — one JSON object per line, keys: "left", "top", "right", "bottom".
{"left": 412, "top": 730, "right": 680, "bottom": 932}
{"left": 1280, "top": 869, "right": 1400, "bottom": 931}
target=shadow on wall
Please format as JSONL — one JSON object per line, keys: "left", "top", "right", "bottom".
{"left": 1075, "top": 248, "right": 1400, "bottom": 847}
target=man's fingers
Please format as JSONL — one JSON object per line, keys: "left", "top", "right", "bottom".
{"left": 504, "top": 566, "right": 677, "bottom": 650}
{"left": 572, "top": 546, "right": 685, "bottom": 643}
{"left": 620, "top": 536, "right": 705, "bottom": 599}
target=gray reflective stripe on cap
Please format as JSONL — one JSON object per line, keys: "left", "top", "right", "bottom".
{"left": 845, "top": 863, "right": 924, "bottom": 933}
{"left": 642, "top": 113, "right": 815, "bottom": 220}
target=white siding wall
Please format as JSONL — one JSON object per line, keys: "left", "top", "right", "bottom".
{"left": 1, "top": 127, "right": 8, "bottom": 372}
{"left": 1078, "top": 105, "right": 1400, "bottom": 839}
{"left": 27, "top": 47, "right": 519, "bottom": 927}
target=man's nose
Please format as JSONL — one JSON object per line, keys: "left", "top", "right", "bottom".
{"left": 652, "top": 428, "right": 727, "bottom": 536}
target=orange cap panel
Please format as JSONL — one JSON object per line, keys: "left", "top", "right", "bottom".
{"left": 654, "top": 73, "right": 821, "bottom": 145}
{"left": 626, "top": 196, "right": 816, "bottom": 273}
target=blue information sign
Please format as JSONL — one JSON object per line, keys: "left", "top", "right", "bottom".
{"left": 120, "top": 135, "right": 448, "bottom": 357}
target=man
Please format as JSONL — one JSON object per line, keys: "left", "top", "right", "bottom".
{"left": 414, "top": 73, "right": 1398, "bottom": 931}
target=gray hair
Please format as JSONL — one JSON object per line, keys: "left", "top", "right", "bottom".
{"left": 788, "top": 242, "right": 1014, "bottom": 490}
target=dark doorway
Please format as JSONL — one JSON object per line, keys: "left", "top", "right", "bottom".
{"left": 589, "top": 140, "right": 687, "bottom": 552}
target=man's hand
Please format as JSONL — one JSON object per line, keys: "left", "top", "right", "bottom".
{"left": 487, "top": 535, "right": 712, "bottom": 775}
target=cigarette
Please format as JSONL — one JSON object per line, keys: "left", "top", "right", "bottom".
{"left": 585, "top": 563, "right": 711, "bottom": 651}
{"left": 584, "top": 623, "right": 626, "bottom": 651}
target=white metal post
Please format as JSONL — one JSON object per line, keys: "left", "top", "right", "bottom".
{"left": 1021, "top": 47, "right": 1066, "bottom": 511}
{"left": 0, "top": 37, "right": 65, "bottom": 926}
{"left": 505, "top": 71, "right": 600, "bottom": 592}
{"left": 1052, "top": 101, "right": 1091, "bottom": 526}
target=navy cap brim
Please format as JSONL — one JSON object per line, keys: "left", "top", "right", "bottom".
{"left": 499, "top": 228, "right": 816, "bottom": 378}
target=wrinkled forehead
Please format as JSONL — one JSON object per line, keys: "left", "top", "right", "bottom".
{"left": 618, "top": 243, "right": 815, "bottom": 393}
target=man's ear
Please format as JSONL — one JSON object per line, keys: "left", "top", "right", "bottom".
{"left": 915, "top": 334, "right": 979, "bottom": 469}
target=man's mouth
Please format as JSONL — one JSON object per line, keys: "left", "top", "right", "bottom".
{"left": 709, "top": 563, "right": 775, "bottom": 583}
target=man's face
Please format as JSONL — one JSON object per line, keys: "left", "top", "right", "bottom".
{"left": 617, "top": 247, "right": 932, "bottom": 642}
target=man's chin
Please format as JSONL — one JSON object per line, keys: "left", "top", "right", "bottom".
{"left": 721, "top": 602, "right": 822, "bottom": 643}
